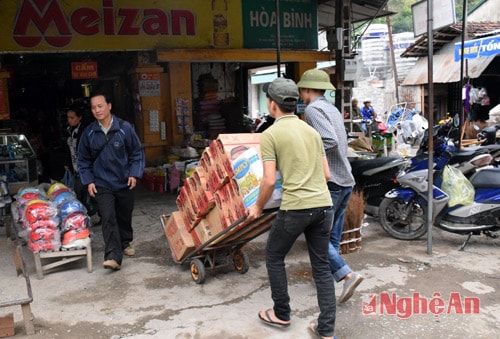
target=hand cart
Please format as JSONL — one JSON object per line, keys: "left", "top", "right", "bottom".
{"left": 161, "top": 209, "right": 277, "bottom": 284}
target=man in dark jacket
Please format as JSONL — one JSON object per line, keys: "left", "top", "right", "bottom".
{"left": 78, "top": 90, "right": 145, "bottom": 271}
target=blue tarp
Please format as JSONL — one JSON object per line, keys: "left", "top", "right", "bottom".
{"left": 454, "top": 34, "right": 500, "bottom": 61}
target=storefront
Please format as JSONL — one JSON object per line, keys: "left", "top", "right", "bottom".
{"left": 0, "top": 0, "right": 332, "bottom": 181}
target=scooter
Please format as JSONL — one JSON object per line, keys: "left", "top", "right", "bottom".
{"left": 378, "top": 118, "right": 500, "bottom": 250}
{"left": 351, "top": 121, "right": 493, "bottom": 217}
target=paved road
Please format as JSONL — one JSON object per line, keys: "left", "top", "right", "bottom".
{"left": 1, "top": 185, "right": 499, "bottom": 338}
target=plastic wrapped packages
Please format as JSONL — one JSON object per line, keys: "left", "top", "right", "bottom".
{"left": 22, "top": 198, "right": 62, "bottom": 252}
{"left": 61, "top": 228, "right": 91, "bottom": 249}
{"left": 16, "top": 187, "right": 48, "bottom": 225}
{"left": 28, "top": 227, "right": 61, "bottom": 252}
{"left": 47, "top": 182, "right": 69, "bottom": 197}
{"left": 52, "top": 191, "right": 76, "bottom": 208}
{"left": 60, "top": 212, "right": 89, "bottom": 233}
{"left": 59, "top": 200, "right": 91, "bottom": 249}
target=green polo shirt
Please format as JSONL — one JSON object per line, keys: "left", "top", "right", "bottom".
{"left": 260, "top": 114, "right": 332, "bottom": 210}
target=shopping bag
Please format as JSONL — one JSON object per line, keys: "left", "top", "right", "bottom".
{"left": 61, "top": 169, "right": 75, "bottom": 190}
{"left": 441, "top": 165, "right": 474, "bottom": 207}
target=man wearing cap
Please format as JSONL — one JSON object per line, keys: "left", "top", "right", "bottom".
{"left": 297, "top": 69, "right": 364, "bottom": 305}
{"left": 360, "top": 99, "right": 377, "bottom": 136}
{"left": 246, "top": 77, "right": 336, "bottom": 339}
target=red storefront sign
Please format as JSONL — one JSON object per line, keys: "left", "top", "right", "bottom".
{"left": 71, "top": 62, "right": 98, "bottom": 79}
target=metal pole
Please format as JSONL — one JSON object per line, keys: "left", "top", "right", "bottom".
{"left": 275, "top": 0, "right": 281, "bottom": 77}
{"left": 459, "top": 0, "right": 468, "bottom": 148}
{"left": 386, "top": 9, "right": 399, "bottom": 102}
{"left": 426, "top": 0, "right": 434, "bottom": 255}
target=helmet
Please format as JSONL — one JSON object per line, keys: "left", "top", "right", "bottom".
{"left": 53, "top": 191, "right": 76, "bottom": 208}
{"left": 59, "top": 199, "right": 87, "bottom": 221}
{"left": 297, "top": 69, "right": 335, "bottom": 90}
{"left": 24, "top": 199, "right": 58, "bottom": 224}
{"left": 47, "top": 182, "right": 69, "bottom": 197}
{"left": 49, "top": 187, "right": 71, "bottom": 199}
{"left": 18, "top": 187, "right": 47, "bottom": 202}
{"left": 61, "top": 212, "right": 89, "bottom": 232}
{"left": 363, "top": 98, "right": 372, "bottom": 104}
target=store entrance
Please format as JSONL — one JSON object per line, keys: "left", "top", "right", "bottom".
{"left": 0, "top": 52, "right": 137, "bottom": 184}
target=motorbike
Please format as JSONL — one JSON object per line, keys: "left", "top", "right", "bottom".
{"left": 378, "top": 117, "right": 500, "bottom": 250}
{"left": 351, "top": 119, "right": 493, "bottom": 217}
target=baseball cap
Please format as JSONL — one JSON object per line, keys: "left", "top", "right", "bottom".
{"left": 263, "top": 78, "right": 299, "bottom": 106}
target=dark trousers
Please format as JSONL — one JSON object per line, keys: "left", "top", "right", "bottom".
{"left": 94, "top": 187, "right": 134, "bottom": 264}
{"left": 266, "top": 207, "right": 336, "bottom": 337}
{"left": 74, "top": 174, "right": 99, "bottom": 216}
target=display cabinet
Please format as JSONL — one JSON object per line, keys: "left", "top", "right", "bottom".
{"left": 0, "top": 133, "right": 38, "bottom": 193}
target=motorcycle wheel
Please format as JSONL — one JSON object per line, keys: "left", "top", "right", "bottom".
{"left": 379, "top": 197, "right": 428, "bottom": 240}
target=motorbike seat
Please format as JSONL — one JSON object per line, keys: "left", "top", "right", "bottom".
{"left": 351, "top": 157, "right": 402, "bottom": 176}
{"left": 449, "top": 148, "right": 488, "bottom": 165}
{"left": 469, "top": 167, "right": 500, "bottom": 188}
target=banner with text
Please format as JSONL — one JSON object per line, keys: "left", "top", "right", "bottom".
{"left": 454, "top": 35, "right": 500, "bottom": 61}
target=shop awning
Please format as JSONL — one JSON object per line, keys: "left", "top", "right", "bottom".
{"left": 402, "top": 40, "right": 495, "bottom": 85}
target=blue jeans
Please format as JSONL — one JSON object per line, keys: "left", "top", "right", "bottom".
{"left": 266, "top": 207, "right": 336, "bottom": 337}
{"left": 328, "top": 184, "right": 353, "bottom": 282}
{"left": 94, "top": 186, "right": 135, "bottom": 264}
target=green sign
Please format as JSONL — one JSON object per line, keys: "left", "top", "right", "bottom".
{"left": 242, "top": 0, "right": 318, "bottom": 50}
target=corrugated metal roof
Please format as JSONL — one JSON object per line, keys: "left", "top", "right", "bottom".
{"left": 401, "top": 40, "right": 495, "bottom": 85}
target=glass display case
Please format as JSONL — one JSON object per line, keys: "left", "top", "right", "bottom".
{"left": 0, "top": 133, "right": 38, "bottom": 193}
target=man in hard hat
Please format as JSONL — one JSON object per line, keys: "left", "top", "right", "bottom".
{"left": 246, "top": 77, "right": 336, "bottom": 339}
{"left": 297, "top": 69, "right": 364, "bottom": 304}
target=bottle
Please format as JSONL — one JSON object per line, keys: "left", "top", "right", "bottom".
{"left": 212, "top": 0, "right": 228, "bottom": 47}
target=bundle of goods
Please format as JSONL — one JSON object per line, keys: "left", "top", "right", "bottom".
{"left": 15, "top": 183, "right": 91, "bottom": 252}
{"left": 163, "top": 133, "right": 282, "bottom": 261}
{"left": 17, "top": 187, "right": 61, "bottom": 252}
{"left": 340, "top": 190, "right": 364, "bottom": 254}
{"left": 48, "top": 182, "right": 91, "bottom": 250}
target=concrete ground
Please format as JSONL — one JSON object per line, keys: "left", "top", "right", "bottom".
{"left": 0, "top": 185, "right": 499, "bottom": 339}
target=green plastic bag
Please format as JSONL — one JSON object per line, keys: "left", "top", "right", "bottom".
{"left": 441, "top": 165, "right": 474, "bottom": 206}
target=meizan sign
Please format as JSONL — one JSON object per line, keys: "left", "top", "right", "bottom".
{"left": 0, "top": 0, "right": 318, "bottom": 52}
{"left": 0, "top": 0, "right": 240, "bottom": 51}
{"left": 12, "top": 0, "right": 196, "bottom": 48}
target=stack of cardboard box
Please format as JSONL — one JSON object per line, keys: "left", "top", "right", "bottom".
{"left": 162, "top": 134, "right": 282, "bottom": 262}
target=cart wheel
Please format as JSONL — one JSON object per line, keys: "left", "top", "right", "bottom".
{"left": 190, "top": 259, "right": 206, "bottom": 284}
{"left": 233, "top": 250, "right": 249, "bottom": 274}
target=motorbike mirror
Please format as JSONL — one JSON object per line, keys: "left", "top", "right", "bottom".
{"left": 453, "top": 114, "right": 460, "bottom": 127}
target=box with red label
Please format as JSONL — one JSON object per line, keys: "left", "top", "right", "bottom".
{"left": 215, "top": 182, "right": 246, "bottom": 224}
{"left": 189, "top": 167, "right": 215, "bottom": 217}
{"left": 175, "top": 184, "right": 200, "bottom": 230}
{"left": 200, "top": 146, "right": 230, "bottom": 192}
{"left": 162, "top": 212, "right": 195, "bottom": 261}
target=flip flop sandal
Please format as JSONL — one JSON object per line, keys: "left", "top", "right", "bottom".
{"left": 308, "top": 321, "right": 336, "bottom": 339}
{"left": 258, "top": 309, "right": 290, "bottom": 328}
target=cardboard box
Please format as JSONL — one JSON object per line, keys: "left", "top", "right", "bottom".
{"left": 176, "top": 185, "right": 201, "bottom": 230}
{"left": 192, "top": 219, "right": 214, "bottom": 245}
{"left": 189, "top": 168, "right": 215, "bottom": 217}
{"left": 204, "top": 205, "right": 232, "bottom": 237}
{"left": 0, "top": 313, "right": 14, "bottom": 338}
{"left": 162, "top": 212, "right": 195, "bottom": 261}
{"left": 201, "top": 145, "right": 230, "bottom": 192}
{"left": 230, "top": 147, "right": 282, "bottom": 210}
